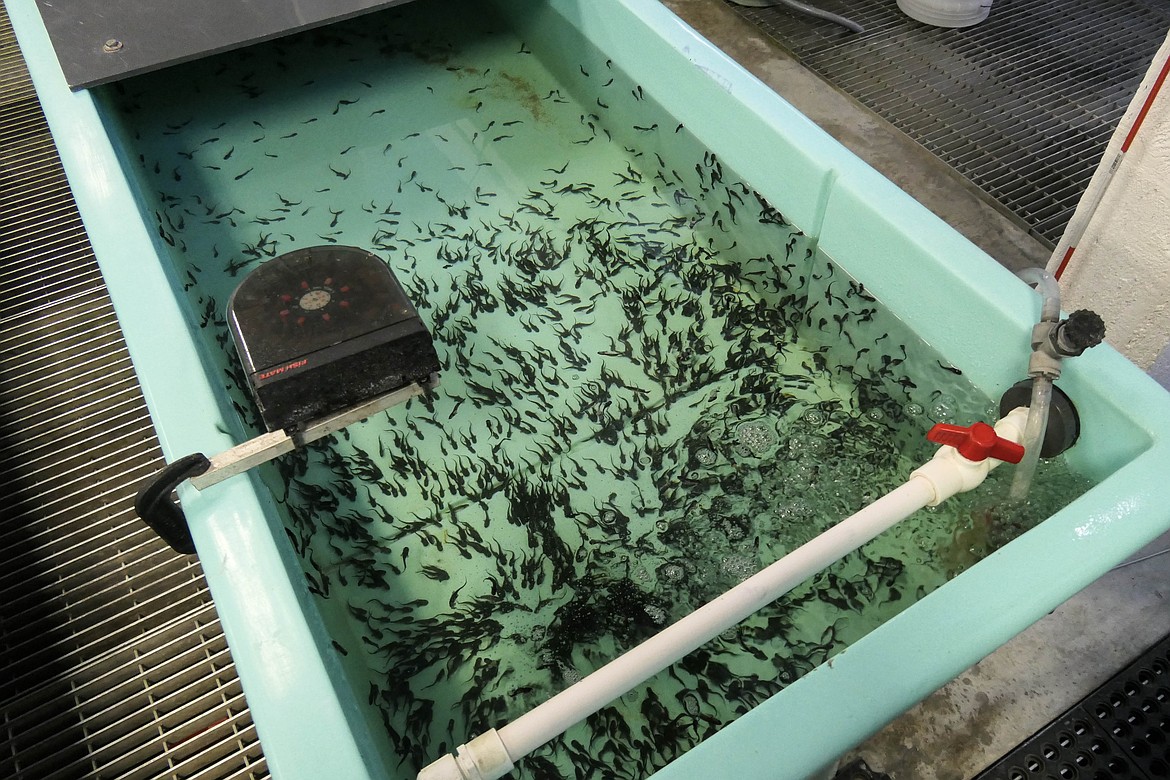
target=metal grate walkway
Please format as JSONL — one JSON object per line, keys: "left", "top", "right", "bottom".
{"left": 726, "top": 0, "right": 1170, "bottom": 246}
{"left": 0, "top": 4, "right": 269, "bottom": 777}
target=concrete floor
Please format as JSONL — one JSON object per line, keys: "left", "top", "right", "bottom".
{"left": 659, "top": 2, "right": 1170, "bottom": 778}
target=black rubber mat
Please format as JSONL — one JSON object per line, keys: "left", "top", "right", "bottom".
{"left": 975, "top": 632, "right": 1170, "bottom": 779}
{"left": 725, "top": 0, "right": 1170, "bottom": 247}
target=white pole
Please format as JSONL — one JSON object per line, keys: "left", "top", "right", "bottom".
{"left": 419, "top": 478, "right": 938, "bottom": 780}
{"left": 419, "top": 410, "right": 1028, "bottom": 780}
{"left": 497, "top": 477, "right": 934, "bottom": 759}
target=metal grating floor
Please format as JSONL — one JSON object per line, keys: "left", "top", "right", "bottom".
{"left": 0, "top": 5, "right": 269, "bottom": 778}
{"left": 725, "top": 0, "right": 1170, "bottom": 246}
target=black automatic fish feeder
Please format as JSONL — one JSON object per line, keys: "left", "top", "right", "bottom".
{"left": 136, "top": 246, "right": 441, "bottom": 554}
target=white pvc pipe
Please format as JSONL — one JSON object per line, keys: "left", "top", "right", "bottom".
{"left": 496, "top": 478, "right": 935, "bottom": 759}
{"left": 419, "top": 410, "right": 1030, "bottom": 780}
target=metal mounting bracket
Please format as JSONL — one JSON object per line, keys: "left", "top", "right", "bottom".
{"left": 135, "top": 373, "right": 439, "bottom": 553}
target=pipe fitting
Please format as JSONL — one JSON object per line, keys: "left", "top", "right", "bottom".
{"left": 418, "top": 729, "right": 514, "bottom": 780}
{"left": 909, "top": 407, "right": 1029, "bottom": 506}
{"left": 420, "top": 410, "right": 1034, "bottom": 779}
{"left": 1027, "top": 310, "right": 1106, "bottom": 378}
{"left": 1028, "top": 320, "right": 1064, "bottom": 379}
{"left": 1017, "top": 268, "right": 1061, "bottom": 323}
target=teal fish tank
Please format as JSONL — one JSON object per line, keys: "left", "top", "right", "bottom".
{"left": 10, "top": 0, "right": 1170, "bottom": 778}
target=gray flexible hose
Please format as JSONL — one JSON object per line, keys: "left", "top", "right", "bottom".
{"left": 729, "top": 0, "right": 866, "bottom": 34}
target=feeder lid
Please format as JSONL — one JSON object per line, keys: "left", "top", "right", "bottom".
{"left": 227, "top": 245, "right": 419, "bottom": 375}
{"left": 226, "top": 245, "right": 440, "bottom": 432}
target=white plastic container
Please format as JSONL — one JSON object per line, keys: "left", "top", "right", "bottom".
{"left": 898, "top": 0, "right": 992, "bottom": 27}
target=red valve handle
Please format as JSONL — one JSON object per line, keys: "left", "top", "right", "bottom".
{"left": 926, "top": 422, "right": 1026, "bottom": 464}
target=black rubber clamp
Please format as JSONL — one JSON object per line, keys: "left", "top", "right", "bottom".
{"left": 134, "top": 453, "right": 211, "bottom": 554}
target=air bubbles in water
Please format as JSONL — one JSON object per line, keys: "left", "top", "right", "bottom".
{"left": 777, "top": 498, "right": 811, "bottom": 521}
{"left": 720, "top": 516, "right": 749, "bottom": 541}
{"left": 644, "top": 604, "right": 667, "bottom": 625}
{"left": 694, "top": 447, "right": 717, "bottom": 466}
{"left": 660, "top": 563, "right": 684, "bottom": 582}
{"left": 599, "top": 509, "right": 617, "bottom": 527}
{"left": 865, "top": 407, "right": 885, "bottom": 422}
{"left": 735, "top": 419, "right": 778, "bottom": 454}
{"left": 904, "top": 402, "right": 924, "bottom": 417}
{"left": 929, "top": 394, "right": 958, "bottom": 422}
{"left": 719, "top": 554, "right": 755, "bottom": 582}
{"left": 655, "top": 519, "right": 670, "bottom": 533}
{"left": 559, "top": 662, "right": 583, "bottom": 685}
{"left": 787, "top": 432, "right": 825, "bottom": 457}
{"left": 802, "top": 409, "right": 828, "bottom": 427}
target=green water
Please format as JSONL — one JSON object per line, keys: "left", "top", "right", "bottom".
{"left": 107, "top": 2, "right": 1092, "bottom": 777}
